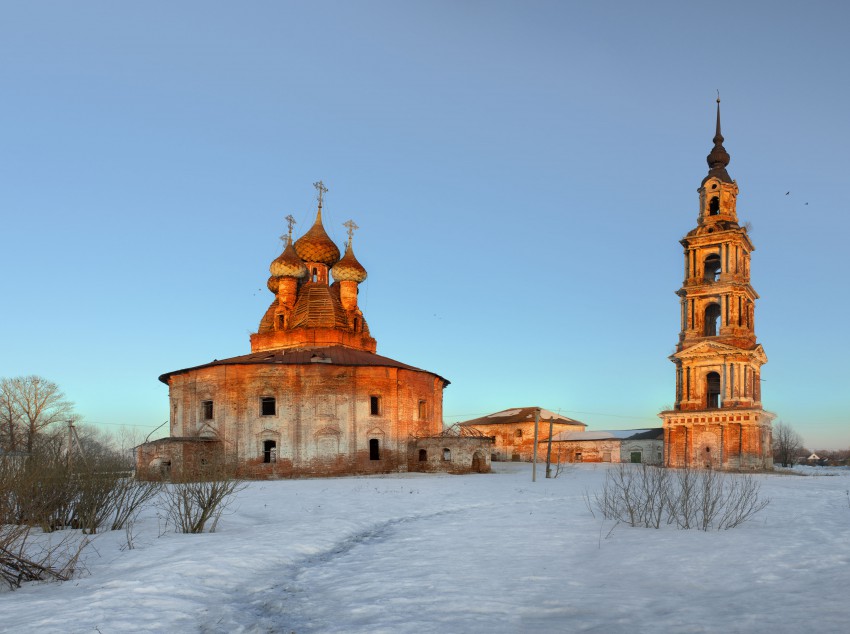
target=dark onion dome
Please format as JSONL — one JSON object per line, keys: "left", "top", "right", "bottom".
{"left": 294, "top": 209, "right": 341, "bottom": 266}
{"left": 331, "top": 242, "right": 367, "bottom": 283}
{"left": 705, "top": 98, "right": 732, "bottom": 183}
{"left": 270, "top": 237, "right": 308, "bottom": 279}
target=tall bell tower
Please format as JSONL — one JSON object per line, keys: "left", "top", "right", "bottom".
{"left": 660, "top": 100, "right": 773, "bottom": 470}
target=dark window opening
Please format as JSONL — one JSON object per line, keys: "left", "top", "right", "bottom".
{"left": 418, "top": 400, "right": 426, "bottom": 420}
{"left": 709, "top": 196, "right": 720, "bottom": 215}
{"left": 370, "top": 396, "right": 381, "bottom": 416}
{"left": 704, "top": 254, "right": 721, "bottom": 282}
{"left": 630, "top": 451, "right": 642, "bottom": 464}
{"left": 369, "top": 438, "right": 380, "bottom": 460}
{"left": 706, "top": 372, "right": 721, "bottom": 408}
{"left": 418, "top": 449, "right": 427, "bottom": 462}
{"left": 353, "top": 317, "right": 360, "bottom": 331}
{"left": 263, "top": 439, "right": 277, "bottom": 464}
{"left": 202, "top": 400, "right": 213, "bottom": 420}
{"left": 442, "top": 448, "right": 451, "bottom": 461}
{"left": 515, "top": 429, "right": 523, "bottom": 438}
{"left": 261, "top": 397, "right": 276, "bottom": 416}
{"left": 704, "top": 303, "right": 721, "bottom": 336}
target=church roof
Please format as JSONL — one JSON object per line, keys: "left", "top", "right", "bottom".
{"left": 159, "top": 345, "right": 449, "bottom": 385}
{"left": 270, "top": 237, "right": 308, "bottom": 279}
{"left": 703, "top": 97, "right": 733, "bottom": 184}
{"left": 458, "top": 407, "right": 585, "bottom": 428}
{"left": 290, "top": 283, "right": 350, "bottom": 329}
{"left": 294, "top": 209, "right": 341, "bottom": 265}
{"left": 331, "top": 242, "right": 368, "bottom": 283}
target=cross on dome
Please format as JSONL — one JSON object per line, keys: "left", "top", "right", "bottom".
{"left": 343, "top": 219, "right": 359, "bottom": 246}
{"left": 313, "top": 180, "right": 328, "bottom": 209}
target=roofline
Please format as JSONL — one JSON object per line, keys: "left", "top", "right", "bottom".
{"left": 159, "top": 346, "right": 450, "bottom": 386}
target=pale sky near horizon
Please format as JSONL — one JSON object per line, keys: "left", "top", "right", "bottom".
{"left": 1, "top": 1, "right": 848, "bottom": 449}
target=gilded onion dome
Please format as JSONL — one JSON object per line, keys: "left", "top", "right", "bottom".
{"left": 294, "top": 209, "right": 341, "bottom": 266}
{"left": 331, "top": 242, "right": 367, "bottom": 283}
{"left": 270, "top": 237, "right": 308, "bottom": 279}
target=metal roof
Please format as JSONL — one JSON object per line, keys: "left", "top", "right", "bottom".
{"left": 458, "top": 407, "right": 585, "bottom": 428}
{"left": 159, "top": 345, "right": 449, "bottom": 385}
{"left": 548, "top": 428, "right": 663, "bottom": 442}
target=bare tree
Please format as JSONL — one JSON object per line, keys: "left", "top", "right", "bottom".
{"left": 773, "top": 421, "right": 803, "bottom": 468}
{"left": 0, "top": 379, "right": 20, "bottom": 452}
{"left": 2, "top": 376, "right": 75, "bottom": 454}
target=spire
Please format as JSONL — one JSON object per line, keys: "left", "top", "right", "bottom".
{"left": 705, "top": 94, "right": 732, "bottom": 183}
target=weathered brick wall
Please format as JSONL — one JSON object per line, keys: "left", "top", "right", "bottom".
{"left": 409, "top": 436, "right": 492, "bottom": 473}
{"left": 163, "top": 362, "right": 446, "bottom": 478}
{"left": 661, "top": 410, "right": 773, "bottom": 470}
{"left": 469, "top": 422, "right": 585, "bottom": 462}
{"left": 544, "top": 439, "right": 662, "bottom": 464}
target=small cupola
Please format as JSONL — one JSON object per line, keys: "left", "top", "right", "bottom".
{"left": 331, "top": 221, "right": 367, "bottom": 284}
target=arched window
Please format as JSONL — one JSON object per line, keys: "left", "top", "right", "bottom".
{"left": 442, "top": 448, "right": 451, "bottom": 461}
{"left": 369, "top": 438, "right": 380, "bottom": 460}
{"left": 703, "top": 254, "right": 721, "bottom": 282}
{"left": 263, "top": 440, "right": 277, "bottom": 464}
{"left": 706, "top": 372, "right": 721, "bottom": 408}
{"left": 709, "top": 196, "right": 720, "bottom": 215}
{"left": 311, "top": 267, "right": 318, "bottom": 283}
{"left": 418, "top": 449, "right": 427, "bottom": 462}
{"left": 704, "top": 303, "right": 721, "bottom": 336}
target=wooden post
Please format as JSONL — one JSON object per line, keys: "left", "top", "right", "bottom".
{"left": 545, "top": 417, "right": 554, "bottom": 478}
{"left": 532, "top": 408, "right": 540, "bottom": 482}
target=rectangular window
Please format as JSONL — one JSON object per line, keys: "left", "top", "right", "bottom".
{"left": 369, "top": 438, "right": 380, "bottom": 460}
{"left": 418, "top": 400, "right": 426, "bottom": 420}
{"left": 261, "top": 397, "right": 276, "bottom": 416}
{"left": 370, "top": 395, "right": 381, "bottom": 416}
{"left": 201, "top": 400, "right": 213, "bottom": 421}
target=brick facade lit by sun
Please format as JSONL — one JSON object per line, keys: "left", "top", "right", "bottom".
{"left": 659, "top": 103, "right": 773, "bottom": 470}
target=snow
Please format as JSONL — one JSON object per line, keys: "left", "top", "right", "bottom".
{"left": 2, "top": 464, "right": 849, "bottom": 633}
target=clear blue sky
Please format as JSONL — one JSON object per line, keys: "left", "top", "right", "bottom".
{"left": 1, "top": 1, "right": 848, "bottom": 449}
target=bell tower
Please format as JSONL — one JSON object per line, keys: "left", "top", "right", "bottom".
{"left": 660, "top": 100, "right": 773, "bottom": 470}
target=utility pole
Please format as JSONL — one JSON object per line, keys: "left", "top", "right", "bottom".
{"left": 532, "top": 407, "right": 540, "bottom": 482}
{"left": 545, "top": 417, "right": 554, "bottom": 478}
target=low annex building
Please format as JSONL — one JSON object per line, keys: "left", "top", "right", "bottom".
{"left": 137, "top": 182, "right": 491, "bottom": 478}
{"left": 458, "top": 407, "right": 585, "bottom": 462}
{"left": 544, "top": 429, "right": 664, "bottom": 465}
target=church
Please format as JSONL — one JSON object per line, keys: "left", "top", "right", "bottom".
{"left": 658, "top": 100, "right": 774, "bottom": 470}
{"left": 137, "top": 182, "right": 492, "bottom": 478}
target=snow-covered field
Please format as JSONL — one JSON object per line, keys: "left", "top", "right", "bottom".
{"left": 2, "top": 463, "right": 849, "bottom": 633}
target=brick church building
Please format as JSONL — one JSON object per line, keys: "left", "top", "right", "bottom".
{"left": 138, "top": 182, "right": 491, "bottom": 478}
{"left": 659, "top": 101, "right": 774, "bottom": 469}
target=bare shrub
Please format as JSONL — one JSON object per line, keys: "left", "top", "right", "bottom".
{"left": 159, "top": 460, "right": 246, "bottom": 534}
{"left": 593, "top": 463, "right": 769, "bottom": 531}
{"left": 109, "top": 477, "right": 162, "bottom": 531}
{"left": 0, "top": 456, "right": 89, "bottom": 589}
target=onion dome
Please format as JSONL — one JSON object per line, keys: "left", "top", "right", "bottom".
{"left": 294, "top": 209, "right": 341, "bottom": 265}
{"left": 270, "top": 237, "right": 308, "bottom": 279}
{"left": 331, "top": 242, "right": 367, "bottom": 283}
{"left": 705, "top": 97, "right": 732, "bottom": 183}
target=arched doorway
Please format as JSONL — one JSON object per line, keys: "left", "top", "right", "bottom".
{"left": 471, "top": 451, "right": 486, "bottom": 473}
